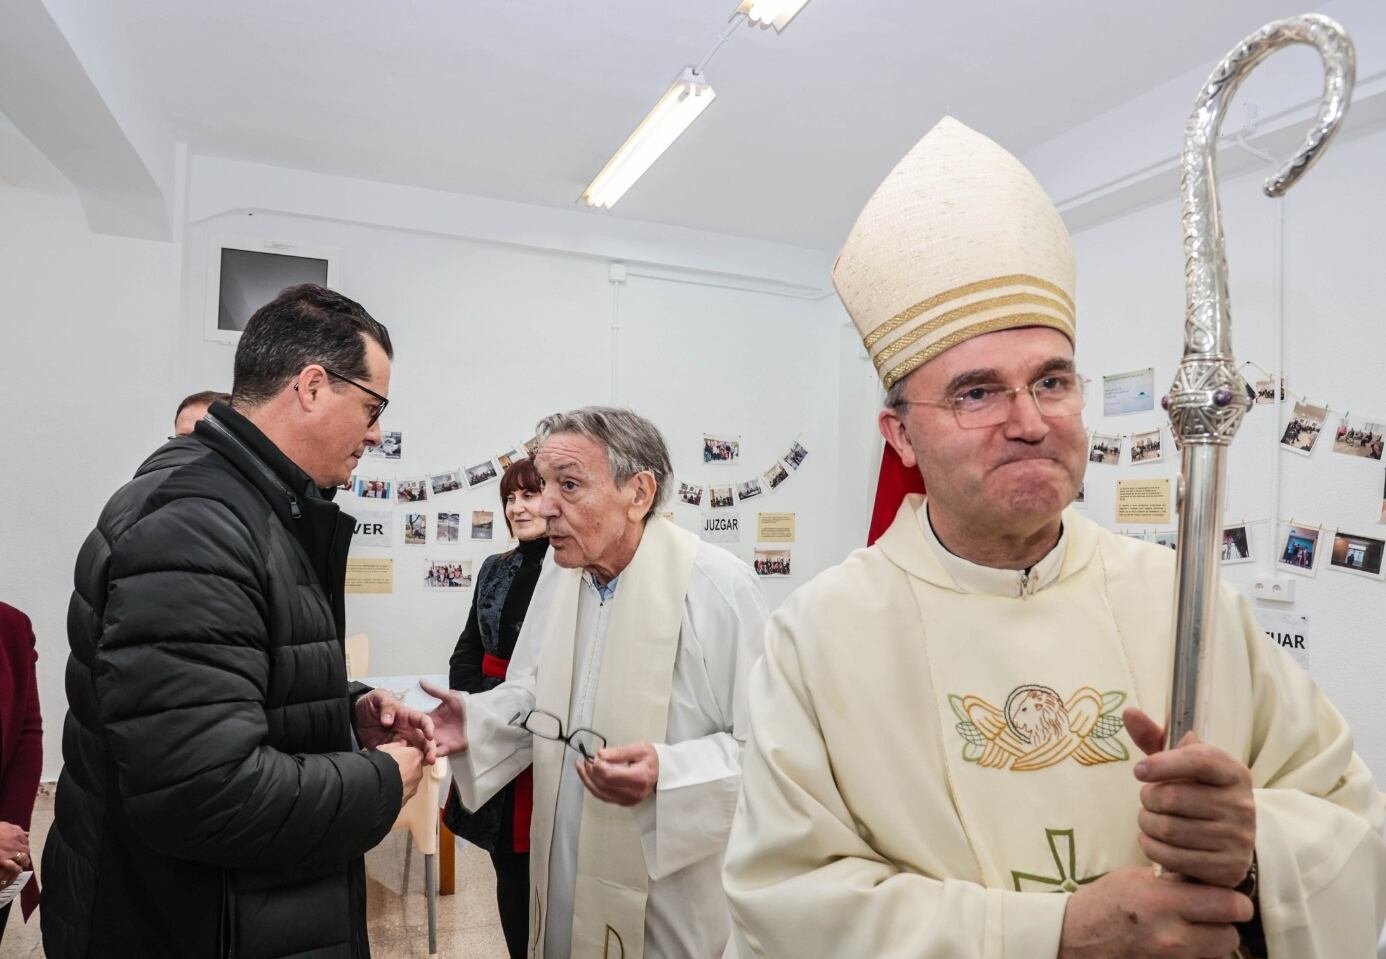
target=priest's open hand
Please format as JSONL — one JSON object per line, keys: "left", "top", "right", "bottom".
{"left": 420, "top": 680, "right": 468, "bottom": 757}
{"left": 576, "top": 741, "right": 659, "bottom": 806}
{"left": 356, "top": 687, "right": 437, "bottom": 765}
{"left": 1124, "top": 707, "right": 1257, "bottom": 889}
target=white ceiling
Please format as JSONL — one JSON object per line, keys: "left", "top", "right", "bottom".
{"left": 15, "top": 0, "right": 1309, "bottom": 250}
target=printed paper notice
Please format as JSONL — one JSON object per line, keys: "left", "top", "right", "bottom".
{"left": 1115, "top": 479, "right": 1171, "bottom": 524}
{"left": 346, "top": 558, "right": 393, "bottom": 594}
{"left": 1103, "top": 368, "right": 1155, "bottom": 416}
{"left": 757, "top": 512, "right": 796, "bottom": 543}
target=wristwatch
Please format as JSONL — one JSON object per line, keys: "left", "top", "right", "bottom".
{"left": 1234, "top": 852, "right": 1258, "bottom": 899}
{"left": 1233, "top": 853, "right": 1266, "bottom": 958}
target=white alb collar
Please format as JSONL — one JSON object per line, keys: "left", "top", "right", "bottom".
{"left": 920, "top": 504, "right": 1067, "bottom": 598}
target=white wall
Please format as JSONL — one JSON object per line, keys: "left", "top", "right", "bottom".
{"left": 180, "top": 210, "right": 852, "bottom": 677}
{"left": 1071, "top": 124, "right": 1386, "bottom": 782}
{"left": 174, "top": 201, "right": 851, "bottom": 682}
{"left": 4, "top": 156, "right": 861, "bottom": 779}
{"left": 0, "top": 182, "right": 180, "bottom": 780}
{"left": 13, "top": 92, "right": 1382, "bottom": 792}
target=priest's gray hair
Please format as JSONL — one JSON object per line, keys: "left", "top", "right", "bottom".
{"left": 884, "top": 378, "right": 910, "bottom": 410}
{"left": 534, "top": 406, "right": 672, "bottom": 518}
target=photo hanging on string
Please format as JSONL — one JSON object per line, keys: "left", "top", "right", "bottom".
{"left": 403, "top": 513, "right": 427, "bottom": 546}
{"left": 703, "top": 434, "right": 741, "bottom": 465}
{"left": 464, "top": 458, "right": 500, "bottom": 489}
{"left": 1128, "top": 429, "right": 1163, "bottom": 465}
{"left": 362, "top": 430, "right": 403, "bottom": 460}
{"left": 1279, "top": 401, "right": 1328, "bottom": 456}
{"left": 1254, "top": 377, "right": 1284, "bottom": 405}
{"left": 471, "top": 510, "right": 495, "bottom": 541}
{"left": 497, "top": 447, "right": 526, "bottom": 470}
{"left": 1221, "top": 525, "right": 1253, "bottom": 565}
{"left": 782, "top": 439, "right": 809, "bottom": 470}
{"left": 1330, "top": 416, "right": 1385, "bottom": 461}
{"left": 753, "top": 548, "right": 792, "bottom": 578}
{"left": 424, "top": 559, "right": 473, "bottom": 589}
{"left": 355, "top": 477, "right": 392, "bottom": 500}
{"left": 1088, "top": 433, "right": 1122, "bottom": 466}
{"left": 396, "top": 478, "right": 429, "bottom": 503}
{"left": 1145, "top": 530, "right": 1177, "bottom": 551}
{"left": 429, "top": 469, "right": 463, "bottom": 495}
{"left": 708, "top": 485, "right": 735, "bottom": 509}
{"left": 1277, "top": 524, "right": 1321, "bottom": 577}
{"left": 736, "top": 478, "right": 764, "bottom": 502}
{"left": 1327, "top": 529, "right": 1386, "bottom": 580}
{"left": 677, "top": 482, "right": 704, "bottom": 507}
{"left": 436, "top": 513, "right": 461, "bottom": 544}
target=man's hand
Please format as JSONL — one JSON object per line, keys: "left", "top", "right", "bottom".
{"left": 575, "top": 742, "right": 659, "bottom": 806}
{"left": 355, "top": 688, "right": 436, "bottom": 764}
{"left": 1125, "top": 707, "right": 1257, "bottom": 888}
{"left": 1059, "top": 865, "right": 1252, "bottom": 958}
{"left": 0, "top": 822, "right": 29, "bottom": 884}
{"left": 419, "top": 680, "right": 468, "bottom": 757}
{"left": 378, "top": 741, "right": 425, "bottom": 804}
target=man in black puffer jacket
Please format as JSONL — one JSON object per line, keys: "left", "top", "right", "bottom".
{"left": 42, "top": 285, "right": 432, "bottom": 958}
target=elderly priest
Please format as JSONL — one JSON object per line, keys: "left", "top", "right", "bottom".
{"left": 426, "top": 406, "right": 767, "bottom": 959}
{"left": 722, "top": 117, "right": 1386, "bottom": 959}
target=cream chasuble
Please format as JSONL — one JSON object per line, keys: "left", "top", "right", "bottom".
{"left": 724, "top": 495, "right": 1386, "bottom": 959}
{"left": 454, "top": 516, "right": 768, "bottom": 959}
{"left": 914, "top": 507, "right": 1148, "bottom": 897}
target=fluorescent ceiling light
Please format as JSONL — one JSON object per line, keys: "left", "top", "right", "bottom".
{"left": 736, "top": 0, "right": 812, "bottom": 32}
{"left": 581, "top": 68, "right": 716, "bottom": 210}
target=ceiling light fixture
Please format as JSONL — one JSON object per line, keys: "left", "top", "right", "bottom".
{"left": 736, "top": 0, "right": 812, "bottom": 32}
{"left": 580, "top": 68, "right": 717, "bottom": 210}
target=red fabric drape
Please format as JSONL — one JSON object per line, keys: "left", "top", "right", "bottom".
{"left": 867, "top": 445, "right": 926, "bottom": 546}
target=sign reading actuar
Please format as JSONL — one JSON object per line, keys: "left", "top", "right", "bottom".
{"left": 1257, "top": 609, "right": 1310, "bottom": 671}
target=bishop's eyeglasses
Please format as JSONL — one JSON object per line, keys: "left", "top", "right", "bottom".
{"left": 510, "top": 708, "right": 607, "bottom": 761}
{"left": 896, "top": 371, "right": 1089, "bottom": 430}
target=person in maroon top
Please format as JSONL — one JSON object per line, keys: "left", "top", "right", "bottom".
{"left": 0, "top": 602, "right": 41, "bottom": 945}
{"left": 445, "top": 459, "right": 548, "bottom": 959}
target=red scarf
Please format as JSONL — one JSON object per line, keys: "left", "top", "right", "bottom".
{"left": 867, "top": 445, "right": 926, "bottom": 545}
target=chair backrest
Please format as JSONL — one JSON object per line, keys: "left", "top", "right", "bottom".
{"left": 345, "top": 633, "right": 369, "bottom": 680}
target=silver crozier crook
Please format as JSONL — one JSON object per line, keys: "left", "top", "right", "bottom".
{"left": 1163, "top": 14, "right": 1353, "bottom": 751}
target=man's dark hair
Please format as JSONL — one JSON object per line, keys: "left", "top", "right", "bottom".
{"left": 175, "top": 390, "right": 231, "bottom": 422}
{"left": 232, "top": 284, "right": 393, "bottom": 408}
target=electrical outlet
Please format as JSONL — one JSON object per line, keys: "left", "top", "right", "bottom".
{"left": 1251, "top": 576, "right": 1296, "bottom": 603}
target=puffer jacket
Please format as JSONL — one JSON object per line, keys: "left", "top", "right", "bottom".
{"left": 41, "top": 403, "right": 402, "bottom": 958}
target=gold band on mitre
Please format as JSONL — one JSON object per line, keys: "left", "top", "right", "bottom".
{"left": 834, "top": 117, "right": 1076, "bottom": 389}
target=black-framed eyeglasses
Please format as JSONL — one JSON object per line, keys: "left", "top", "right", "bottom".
{"left": 323, "top": 366, "right": 389, "bottom": 426}
{"left": 897, "top": 372, "right": 1089, "bottom": 430}
{"left": 510, "top": 708, "right": 607, "bottom": 761}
